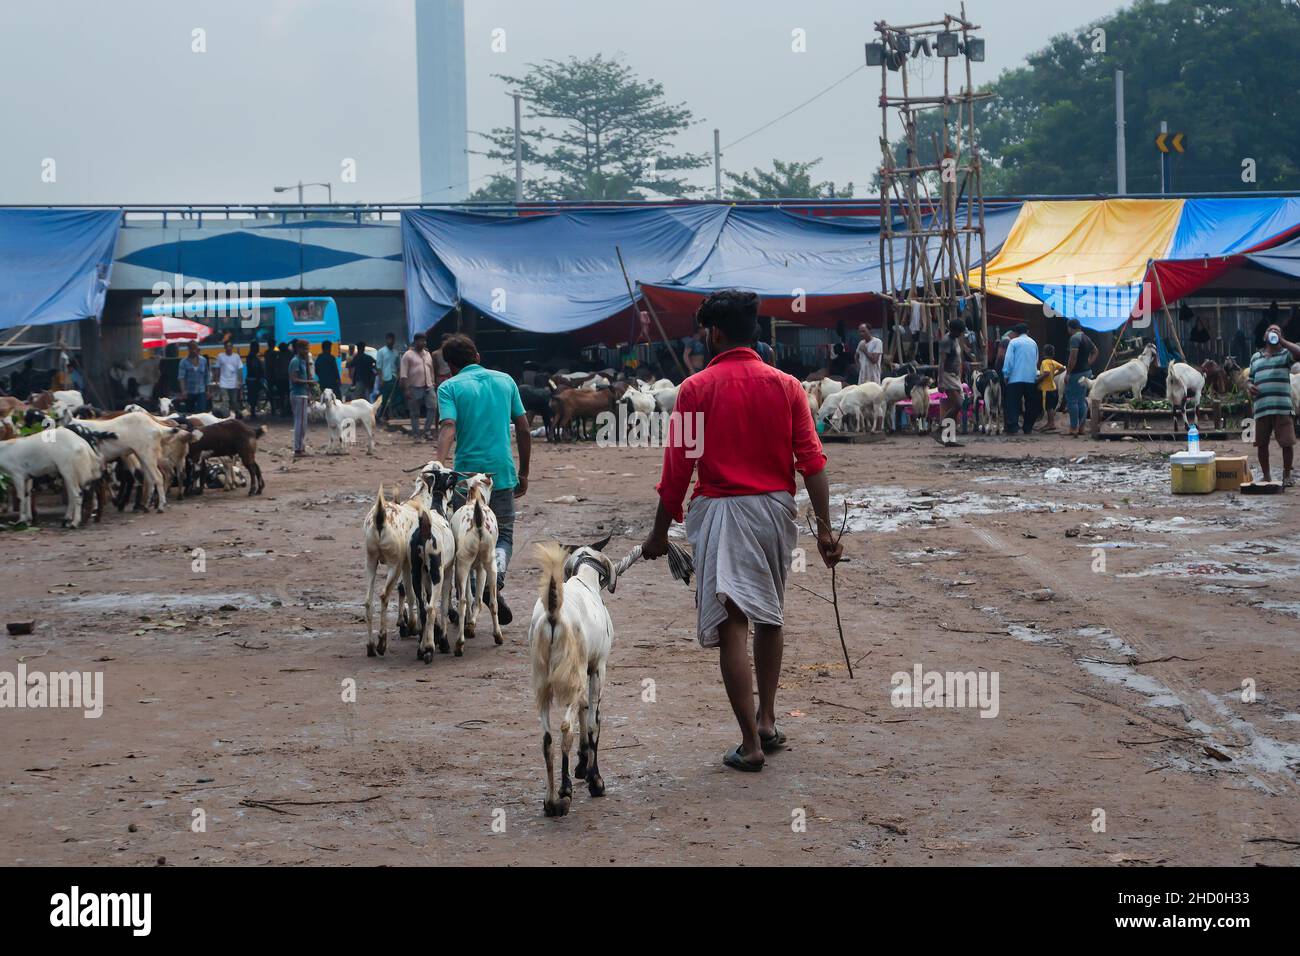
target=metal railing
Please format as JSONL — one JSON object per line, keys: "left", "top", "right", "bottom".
{"left": 6, "top": 190, "right": 1300, "bottom": 229}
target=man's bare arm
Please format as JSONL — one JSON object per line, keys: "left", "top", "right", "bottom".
{"left": 512, "top": 414, "right": 530, "bottom": 497}
{"left": 436, "top": 419, "right": 455, "bottom": 465}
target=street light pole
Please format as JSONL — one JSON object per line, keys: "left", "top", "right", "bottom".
{"left": 513, "top": 93, "right": 524, "bottom": 204}
{"left": 714, "top": 129, "right": 722, "bottom": 200}
{"left": 1115, "top": 70, "right": 1127, "bottom": 195}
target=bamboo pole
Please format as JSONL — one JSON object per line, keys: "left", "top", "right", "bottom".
{"left": 616, "top": 245, "right": 687, "bottom": 379}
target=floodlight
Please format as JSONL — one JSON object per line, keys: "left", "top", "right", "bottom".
{"left": 915, "top": 37, "right": 933, "bottom": 57}
{"left": 965, "top": 38, "right": 986, "bottom": 62}
{"left": 886, "top": 51, "right": 904, "bottom": 72}
{"left": 890, "top": 32, "right": 911, "bottom": 54}
{"left": 936, "top": 31, "right": 960, "bottom": 57}
{"left": 865, "top": 42, "right": 886, "bottom": 67}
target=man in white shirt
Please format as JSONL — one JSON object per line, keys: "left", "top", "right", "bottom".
{"left": 855, "top": 323, "right": 882, "bottom": 385}
{"left": 215, "top": 340, "right": 245, "bottom": 418}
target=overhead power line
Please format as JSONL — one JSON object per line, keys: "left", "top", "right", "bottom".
{"left": 721, "top": 64, "right": 867, "bottom": 152}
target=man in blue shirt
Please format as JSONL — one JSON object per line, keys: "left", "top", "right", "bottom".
{"left": 435, "top": 334, "right": 531, "bottom": 625}
{"left": 1001, "top": 323, "right": 1040, "bottom": 435}
{"left": 177, "top": 342, "right": 211, "bottom": 413}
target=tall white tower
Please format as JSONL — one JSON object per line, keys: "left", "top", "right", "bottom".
{"left": 415, "top": 0, "right": 469, "bottom": 203}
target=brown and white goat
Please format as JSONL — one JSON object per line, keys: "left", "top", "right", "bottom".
{"left": 450, "top": 473, "right": 502, "bottom": 654}
{"left": 549, "top": 386, "right": 615, "bottom": 442}
{"left": 529, "top": 539, "right": 616, "bottom": 817}
{"left": 185, "top": 420, "right": 266, "bottom": 496}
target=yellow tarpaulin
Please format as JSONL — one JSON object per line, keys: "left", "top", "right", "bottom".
{"left": 971, "top": 199, "right": 1184, "bottom": 304}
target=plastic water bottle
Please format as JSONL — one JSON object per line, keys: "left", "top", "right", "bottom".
{"left": 1187, "top": 423, "right": 1200, "bottom": 454}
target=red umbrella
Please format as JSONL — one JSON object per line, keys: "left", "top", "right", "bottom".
{"left": 142, "top": 316, "right": 213, "bottom": 349}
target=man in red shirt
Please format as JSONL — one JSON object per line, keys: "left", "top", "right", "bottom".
{"left": 642, "top": 290, "right": 842, "bottom": 772}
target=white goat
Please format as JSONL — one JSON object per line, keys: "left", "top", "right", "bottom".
{"left": 320, "top": 388, "right": 382, "bottom": 455}
{"left": 881, "top": 373, "right": 922, "bottom": 432}
{"left": 1165, "top": 361, "right": 1207, "bottom": 429}
{"left": 72, "top": 411, "right": 189, "bottom": 512}
{"left": 653, "top": 385, "right": 678, "bottom": 415}
{"left": 833, "top": 382, "right": 886, "bottom": 433}
{"left": 0, "top": 427, "right": 102, "bottom": 528}
{"left": 816, "top": 389, "right": 851, "bottom": 430}
{"left": 1082, "top": 343, "right": 1158, "bottom": 405}
{"left": 363, "top": 483, "right": 425, "bottom": 657}
{"left": 529, "top": 539, "right": 617, "bottom": 817}
{"left": 450, "top": 473, "right": 503, "bottom": 655}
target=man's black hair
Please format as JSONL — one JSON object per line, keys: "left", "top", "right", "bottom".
{"left": 385, "top": 331, "right": 395, "bottom": 340}
{"left": 948, "top": 318, "right": 966, "bottom": 336}
{"left": 1067, "top": 318, "right": 1082, "bottom": 331}
{"left": 413, "top": 331, "right": 427, "bottom": 341}
{"left": 441, "top": 333, "right": 478, "bottom": 369}
{"left": 1014, "top": 322, "right": 1030, "bottom": 334}
{"left": 696, "top": 289, "right": 759, "bottom": 344}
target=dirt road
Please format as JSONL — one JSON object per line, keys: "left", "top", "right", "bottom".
{"left": 2, "top": 420, "right": 1297, "bottom": 865}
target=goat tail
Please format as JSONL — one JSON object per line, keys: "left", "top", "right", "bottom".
{"left": 533, "top": 542, "right": 584, "bottom": 722}
{"left": 254, "top": 425, "right": 267, "bottom": 438}
{"left": 535, "top": 542, "right": 566, "bottom": 627}
{"left": 372, "top": 393, "right": 384, "bottom": 414}
{"left": 473, "top": 499, "right": 483, "bottom": 530}
{"left": 374, "top": 484, "right": 387, "bottom": 532}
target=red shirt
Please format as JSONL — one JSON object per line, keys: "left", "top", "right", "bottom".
{"left": 656, "top": 347, "right": 827, "bottom": 522}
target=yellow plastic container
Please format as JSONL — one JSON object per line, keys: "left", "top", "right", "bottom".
{"left": 1170, "top": 451, "right": 1216, "bottom": 494}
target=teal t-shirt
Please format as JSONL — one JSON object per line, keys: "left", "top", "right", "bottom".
{"left": 437, "top": 364, "right": 525, "bottom": 489}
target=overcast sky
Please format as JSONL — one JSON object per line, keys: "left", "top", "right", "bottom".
{"left": 0, "top": 0, "right": 1130, "bottom": 205}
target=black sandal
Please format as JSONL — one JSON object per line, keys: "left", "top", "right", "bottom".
{"left": 759, "top": 727, "right": 787, "bottom": 753}
{"left": 723, "top": 745, "right": 764, "bottom": 772}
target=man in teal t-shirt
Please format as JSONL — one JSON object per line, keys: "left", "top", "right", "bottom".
{"left": 435, "top": 334, "right": 531, "bottom": 625}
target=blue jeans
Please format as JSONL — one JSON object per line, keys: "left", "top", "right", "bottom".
{"left": 408, "top": 386, "right": 436, "bottom": 437}
{"left": 1066, "top": 373, "right": 1089, "bottom": 430}
{"left": 450, "top": 486, "right": 516, "bottom": 590}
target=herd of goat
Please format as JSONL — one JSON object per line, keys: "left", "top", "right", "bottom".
{"left": 362, "top": 456, "right": 622, "bottom": 817}
{"left": 0, "top": 388, "right": 269, "bottom": 528}
{"left": 515, "top": 347, "right": 1296, "bottom": 442}
{"left": 0, "top": 385, "right": 391, "bottom": 530}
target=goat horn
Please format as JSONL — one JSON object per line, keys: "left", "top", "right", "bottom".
{"left": 400, "top": 463, "right": 427, "bottom": 473}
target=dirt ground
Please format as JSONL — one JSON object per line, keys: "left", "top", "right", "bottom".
{"left": 2, "top": 415, "right": 1298, "bottom": 867}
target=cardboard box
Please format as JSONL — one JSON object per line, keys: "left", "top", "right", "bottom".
{"left": 1215, "top": 455, "right": 1248, "bottom": 492}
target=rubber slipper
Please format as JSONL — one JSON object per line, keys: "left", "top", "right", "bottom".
{"left": 759, "top": 727, "right": 787, "bottom": 753}
{"left": 723, "top": 745, "right": 764, "bottom": 772}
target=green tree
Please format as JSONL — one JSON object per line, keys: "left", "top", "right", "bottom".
{"left": 725, "top": 158, "right": 854, "bottom": 199}
{"left": 881, "top": 0, "right": 1300, "bottom": 195}
{"left": 473, "top": 54, "right": 708, "bottom": 201}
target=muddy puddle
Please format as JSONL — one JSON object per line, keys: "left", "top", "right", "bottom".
{"left": 806, "top": 485, "right": 1101, "bottom": 534}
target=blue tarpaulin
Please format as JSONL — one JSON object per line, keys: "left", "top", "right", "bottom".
{"left": 402, "top": 206, "right": 728, "bottom": 335}
{"left": 0, "top": 210, "right": 120, "bottom": 331}
{"left": 402, "top": 204, "right": 1021, "bottom": 336}
{"left": 1167, "top": 197, "right": 1300, "bottom": 259}
{"left": 657, "top": 204, "right": 1020, "bottom": 298}
{"left": 1243, "top": 233, "right": 1300, "bottom": 280}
